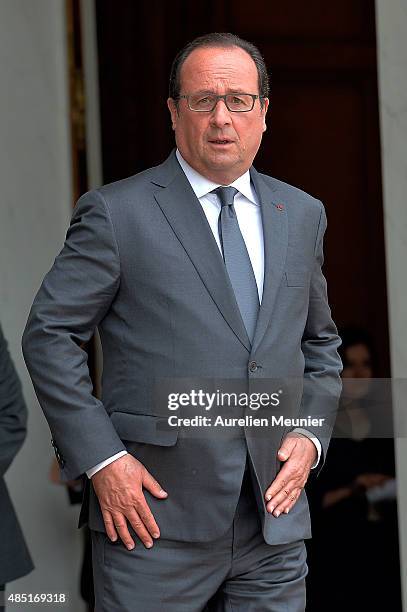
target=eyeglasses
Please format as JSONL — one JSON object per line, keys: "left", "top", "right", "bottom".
{"left": 177, "top": 93, "right": 263, "bottom": 112}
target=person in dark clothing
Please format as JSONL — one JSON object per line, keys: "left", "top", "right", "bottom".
{"left": 0, "top": 324, "right": 33, "bottom": 610}
{"left": 306, "top": 328, "right": 401, "bottom": 611}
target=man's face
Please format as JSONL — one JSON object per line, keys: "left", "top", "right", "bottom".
{"left": 167, "top": 46, "right": 269, "bottom": 184}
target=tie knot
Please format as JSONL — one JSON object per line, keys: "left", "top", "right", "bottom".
{"left": 213, "top": 186, "right": 238, "bottom": 208}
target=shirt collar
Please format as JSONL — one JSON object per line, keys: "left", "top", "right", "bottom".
{"left": 176, "top": 149, "right": 258, "bottom": 205}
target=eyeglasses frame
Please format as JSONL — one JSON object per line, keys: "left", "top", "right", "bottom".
{"left": 176, "top": 93, "right": 265, "bottom": 113}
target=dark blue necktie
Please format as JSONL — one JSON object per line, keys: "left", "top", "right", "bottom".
{"left": 213, "top": 186, "right": 260, "bottom": 342}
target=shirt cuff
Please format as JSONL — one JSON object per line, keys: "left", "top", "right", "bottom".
{"left": 86, "top": 450, "right": 128, "bottom": 479}
{"left": 291, "top": 428, "right": 321, "bottom": 469}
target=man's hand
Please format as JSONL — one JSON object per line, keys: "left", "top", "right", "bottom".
{"left": 264, "top": 432, "right": 317, "bottom": 517}
{"left": 91, "top": 454, "right": 168, "bottom": 550}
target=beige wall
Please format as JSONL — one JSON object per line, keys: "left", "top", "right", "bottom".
{"left": 376, "top": 1, "right": 407, "bottom": 608}
{"left": 0, "top": 1, "right": 85, "bottom": 609}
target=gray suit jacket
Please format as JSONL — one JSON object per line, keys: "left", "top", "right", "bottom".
{"left": 0, "top": 324, "right": 33, "bottom": 584}
{"left": 22, "top": 150, "right": 342, "bottom": 545}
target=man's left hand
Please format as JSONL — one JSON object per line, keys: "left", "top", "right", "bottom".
{"left": 264, "top": 432, "right": 317, "bottom": 517}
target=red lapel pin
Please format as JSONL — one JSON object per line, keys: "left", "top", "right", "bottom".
{"left": 276, "top": 203, "right": 284, "bottom": 211}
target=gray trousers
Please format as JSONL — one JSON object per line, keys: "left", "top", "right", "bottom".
{"left": 91, "top": 462, "right": 307, "bottom": 611}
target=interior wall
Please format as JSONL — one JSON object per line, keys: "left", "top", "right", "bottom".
{"left": 0, "top": 1, "right": 85, "bottom": 609}
{"left": 376, "top": 1, "right": 407, "bottom": 608}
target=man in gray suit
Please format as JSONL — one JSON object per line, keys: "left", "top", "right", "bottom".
{"left": 22, "top": 33, "right": 342, "bottom": 611}
{"left": 0, "top": 324, "right": 33, "bottom": 610}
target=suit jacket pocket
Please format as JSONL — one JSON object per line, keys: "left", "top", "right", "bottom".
{"left": 110, "top": 412, "right": 178, "bottom": 446}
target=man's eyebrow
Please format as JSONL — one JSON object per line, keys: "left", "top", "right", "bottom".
{"left": 190, "top": 89, "right": 249, "bottom": 95}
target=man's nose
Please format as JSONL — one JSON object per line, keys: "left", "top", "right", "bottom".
{"left": 209, "top": 99, "right": 232, "bottom": 126}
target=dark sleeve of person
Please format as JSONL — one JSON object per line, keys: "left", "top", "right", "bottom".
{"left": 0, "top": 324, "right": 28, "bottom": 476}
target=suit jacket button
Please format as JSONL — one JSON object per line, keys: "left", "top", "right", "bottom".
{"left": 249, "top": 361, "right": 258, "bottom": 373}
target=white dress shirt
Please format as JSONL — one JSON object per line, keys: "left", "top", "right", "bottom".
{"left": 86, "top": 150, "right": 321, "bottom": 478}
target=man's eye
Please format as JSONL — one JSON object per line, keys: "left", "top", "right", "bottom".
{"left": 232, "top": 97, "right": 244, "bottom": 104}
{"left": 194, "top": 96, "right": 214, "bottom": 106}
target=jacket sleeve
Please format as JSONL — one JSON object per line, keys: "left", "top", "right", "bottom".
{"left": 0, "top": 324, "right": 28, "bottom": 477}
{"left": 22, "top": 190, "right": 126, "bottom": 481}
{"left": 298, "top": 202, "right": 343, "bottom": 474}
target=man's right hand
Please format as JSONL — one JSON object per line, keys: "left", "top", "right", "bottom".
{"left": 91, "top": 454, "right": 168, "bottom": 550}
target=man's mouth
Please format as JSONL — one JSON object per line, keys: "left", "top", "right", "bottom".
{"left": 209, "top": 139, "right": 233, "bottom": 145}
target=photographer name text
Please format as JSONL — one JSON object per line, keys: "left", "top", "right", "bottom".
{"left": 168, "top": 415, "right": 325, "bottom": 427}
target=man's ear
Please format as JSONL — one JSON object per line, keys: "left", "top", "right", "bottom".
{"left": 262, "top": 97, "right": 269, "bottom": 133}
{"left": 167, "top": 98, "right": 178, "bottom": 131}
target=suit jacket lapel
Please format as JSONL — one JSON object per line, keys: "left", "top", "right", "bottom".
{"left": 250, "top": 167, "right": 288, "bottom": 354}
{"left": 151, "top": 151, "right": 251, "bottom": 352}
